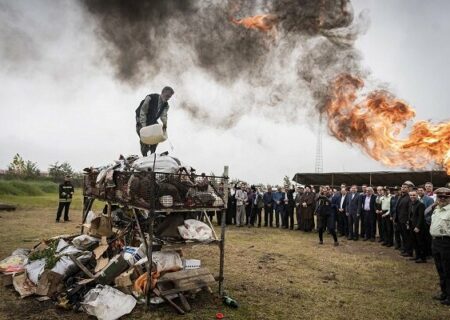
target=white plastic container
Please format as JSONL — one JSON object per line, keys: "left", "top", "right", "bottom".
{"left": 139, "top": 124, "right": 167, "bottom": 145}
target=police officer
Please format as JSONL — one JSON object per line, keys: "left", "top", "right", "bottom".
{"left": 429, "top": 187, "right": 450, "bottom": 305}
{"left": 316, "top": 186, "right": 339, "bottom": 246}
{"left": 56, "top": 175, "right": 74, "bottom": 222}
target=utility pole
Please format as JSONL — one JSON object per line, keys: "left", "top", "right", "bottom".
{"left": 315, "top": 115, "right": 323, "bottom": 173}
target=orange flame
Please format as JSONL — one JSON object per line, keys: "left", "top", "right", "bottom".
{"left": 231, "top": 14, "right": 278, "bottom": 32}
{"left": 325, "top": 74, "right": 450, "bottom": 174}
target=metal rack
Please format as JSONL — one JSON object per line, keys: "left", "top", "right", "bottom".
{"left": 81, "top": 166, "right": 229, "bottom": 312}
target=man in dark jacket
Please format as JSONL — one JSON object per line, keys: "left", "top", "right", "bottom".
{"left": 316, "top": 187, "right": 339, "bottom": 246}
{"left": 346, "top": 185, "right": 361, "bottom": 240}
{"left": 56, "top": 175, "right": 74, "bottom": 222}
{"left": 361, "top": 187, "right": 377, "bottom": 241}
{"left": 286, "top": 186, "right": 296, "bottom": 230}
{"left": 135, "top": 86, "right": 174, "bottom": 156}
{"left": 263, "top": 186, "right": 274, "bottom": 227}
{"left": 395, "top": 184, "right": 413, "bottom": 256}
{"left": 409, "top": 190, "right": 427, "bottom": 263}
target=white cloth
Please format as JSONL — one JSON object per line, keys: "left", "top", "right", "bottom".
{"left": 364, "top": 196, "right": 371, "bottom": 211}
{"left": 430, "top": 204, "right": 450, "bottom": 237}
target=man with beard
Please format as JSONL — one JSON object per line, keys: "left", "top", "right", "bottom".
{"left": 395, "top": 183, "right": 413, "bottom": 257}
{"left": 429, "top": 187, "right": 450, "bottom": 305}
{"left": 408, "top": 190, "right": 427, "bottom": 263}
{"left": 316, "top": 186, "right": 339, "bottom": 246}
{"left": 286, "top": 185, "right": 296, "bottom": 230}
{"left": 300, "top": 186, "right": 316, "bottom": 232}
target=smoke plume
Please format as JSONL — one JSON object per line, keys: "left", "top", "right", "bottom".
{"left": 82, "top": 1, "right": 450, "bottom": 172}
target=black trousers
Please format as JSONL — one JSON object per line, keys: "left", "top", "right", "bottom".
{"left": 245, "top": 204, "right": 252, "bottom": 225}
{"left": 348, "top": 213, "right": 359, "bottom": 239}
{"left": 363, "top": 210, "right": 375, "bottom": 239}
{"left": 250, "top": 207, "right": 262, "bottom": 226}
{"left": 285, "top": 205, "right": 294, "bottom": 229}
{"left": 411, "top": 230, "right": 427, "bottom": 260}
{"left": 432, "top": 237, "right": 450, "bottom": 297}
{"left": 382, "top": 216, "right": 394, "bottom": 245}
{"left": 56, "top": 202, "right": 71, "bottom": 221}
{"left": 399, "top": 222, "right": 413, "bottom": 254}
{"left": 360, "top": 212, "right": 365, "bottom": 237}
{"left": 337, "top": 211, "right": 348, "bottom": 236}
{"left": 275, "top": 205, "right": 284, "bottom": 227}
{"left": 264, "top": 205, "right": 273, "bottom": 226}
{"left": 394, "top": 222, "right": 402, "bottom": 249}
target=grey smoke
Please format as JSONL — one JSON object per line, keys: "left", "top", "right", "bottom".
{"left": 81, "top": 0, "right": 369, "bottom": 127}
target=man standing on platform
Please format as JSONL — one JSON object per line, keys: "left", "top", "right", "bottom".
{"left": 135, "top": 86, "right": 174, "bottom": 156}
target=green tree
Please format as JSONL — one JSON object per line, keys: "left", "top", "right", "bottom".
{"left": 48, "top": 162, "right": 73, "bottom": 180}
{"left": 7, "top": 154, "right": 40, "bottom": 177}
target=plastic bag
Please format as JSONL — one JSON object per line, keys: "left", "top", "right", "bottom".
{"left": 81, "top": 285, "right": 136, "bottom": 320}
{"left": 72, "top": 235, "right": 100, "bottom": 250}
{"left": 25, "top": 259, "right": 46, "bottom": 285}
{"left": 51, "top": 253, "right": 92, "bottom": 278}
{"left": 0, "top": 254, "right": 28, "bottom": 273}
{"left": 178, "top": 219, "right": 213, "bottom": 241}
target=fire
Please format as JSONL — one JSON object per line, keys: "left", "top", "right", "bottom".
{"left": 325, "top": 74, "right": 450, "bottom": 174}
{"left": 231, "top": 14, "right": 278, "bottom": 32}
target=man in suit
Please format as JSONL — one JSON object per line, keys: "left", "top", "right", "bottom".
{"left": 273, "top": 186, "right": 286, "bottom": 228}
{"left": 361, "top": 187, "right": 377, "bottom": 241}
{"left": 335, "top": 187, "right": 349, "bottom": 237}
{"left": 263, "top": 185, "right": 275, "bottom": 227}
{"left": 294, "top": 186, "right": 305, "bottom": 230}
{"left": 409, "top": 189, "right": 427, "bottom": 263}
{"left": 360, "top": 184, "right": 368, "bottom": 238}
{"left": 418, "top": 185, "right": 434, "bottom": 256}
{"left": 390, "top": 186, "right": 401, "bottom": 249}
{"left": 395, "top": 183, "right": 413, "bottom": 257}
{"left": 135, "top": 86, "right": 174, "bottom": 156}
{"left": 375, "top": 186, "right": 385, "bottom": 243}
{"left": 346, "top": 185, "right": 361, "bottom": 240}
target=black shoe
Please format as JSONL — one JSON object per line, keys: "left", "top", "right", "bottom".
{"left": 334, "top": 242, "right": 339, "bottom": 247}
{"left": 319, "top": 241, "right": 323, "bottom": 245}
{"left": 353, "top": 237, "right": 359, "bottom": 241}
{"left": 409, "top": 257, "right": 418, "bottom": 261}
{"left": 394, "top": 246, "right": 401, "bottom": 250}
{"left": 55, "top": 220, "right": 60, "bottom": 223}
{"left": 433, "top": 293, "right": 447, "bottom": 301}
{"left": 378, "top": 239, "right": 383, "bottom": 243}
{"left": 347, "top": 237, "right": 352, "bottom": 240}
{"left": 386, "top": 244, "right": 393, "bottom": 247}
{"left": 401, "top": 252, "right": 413, "bottom": 257}
{"left": 363, "top": 238, "right": 369, "bottom": 241}
{"left": 64, "top": 219, "right": 70, "bottom": 222}
{"left": 441, "top": 299, "right": 450, "bottom": 306}
{"left": 370, "top": 238, "right": 375, "bottom": 242}
{"left": 382, "top": 242, "right": 388, "bottom": 246}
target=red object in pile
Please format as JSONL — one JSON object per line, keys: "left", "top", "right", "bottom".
{"left": 216, "top": 312, "right": 224, "bottom": 319}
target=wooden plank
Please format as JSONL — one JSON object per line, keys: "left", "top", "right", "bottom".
{"left": 157, "top": 268, "right": 211, "bottom": 282}
{"left": 68, "top": 254, "right": 95, "bottom": 278}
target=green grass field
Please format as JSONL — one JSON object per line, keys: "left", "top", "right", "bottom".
{"left": 1, "top": 188, "right": 450, "bottom": 319}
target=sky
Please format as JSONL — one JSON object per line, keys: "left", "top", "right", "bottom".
{"left": 0, "top": 0, "right": 449, "bottom": 185}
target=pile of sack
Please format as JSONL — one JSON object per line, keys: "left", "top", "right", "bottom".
{"left": 0, "top": 212, "right": 215, "bottom": 320}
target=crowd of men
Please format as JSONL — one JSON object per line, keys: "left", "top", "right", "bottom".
{"left": 223, "top": 181, "right": 450, "bottom": 306}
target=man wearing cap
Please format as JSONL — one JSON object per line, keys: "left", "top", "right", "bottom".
{"left": 429, "top": 187, "right": 450, "bottom": 305}
{"left": 135, "top": 86, "right": 174, "bottom": 156}
{"left": 56, "top": 175, "right": 74, "bottom": 222}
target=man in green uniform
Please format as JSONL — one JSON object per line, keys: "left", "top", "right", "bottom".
{"left": 429, "top": 187, "right": 450, "bottom": 305}
{"left": 56, "top": 175, "right": 74, "bottom": 222}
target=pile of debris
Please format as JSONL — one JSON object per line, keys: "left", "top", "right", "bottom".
{"left": 0, "top": 209, "right": 218, "bottom": 319}
{"left": 83, "top": 153, "right": 225, "bottom": 210}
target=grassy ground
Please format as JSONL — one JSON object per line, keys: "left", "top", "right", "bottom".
{"left": 1, "top": 193, "right": 450, "bottom": 319}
